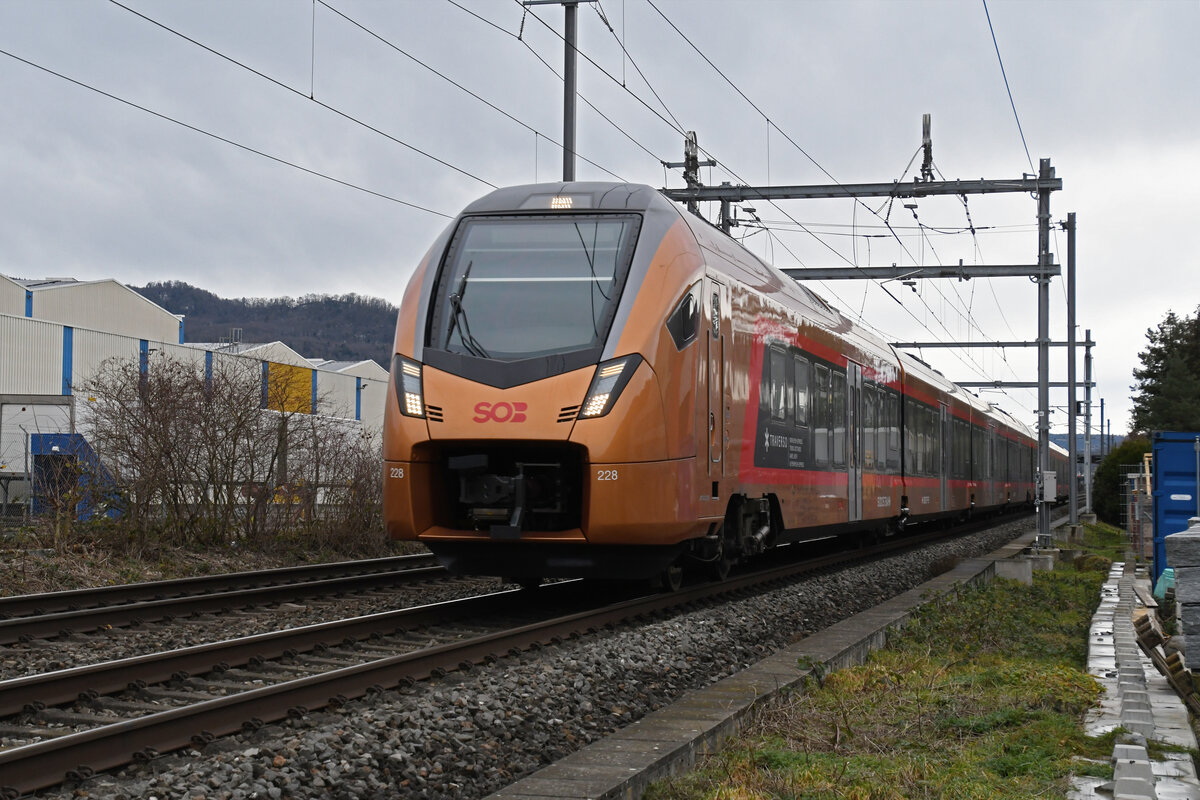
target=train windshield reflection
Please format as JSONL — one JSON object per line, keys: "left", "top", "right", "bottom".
{"left": 431, "top": 215, "right": 640, "bottom": 360}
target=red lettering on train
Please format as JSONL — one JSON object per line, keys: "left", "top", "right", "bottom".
{"left": 472, "top": 401, "right": 528, "bottom": 423}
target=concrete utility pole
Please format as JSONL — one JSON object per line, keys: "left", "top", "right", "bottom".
{"left": 524, "top": 0, "right": 598, "bottom": 182}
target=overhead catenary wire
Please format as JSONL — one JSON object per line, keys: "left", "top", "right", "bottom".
{"left": 443, "top": 0, "right": 670, "bottom": 170}
{"left": 315, "top": 0, "right": 628, "bottom": 182}
{"left": 109, "top": 0, "right": 497, "bottom": 190}
{"left": 981, "top": 0, "right": 1035, "bottom": 173}
{"left": 587, "top": 0, "right": 688, "bottom": 135}
{"left": 0, "top": 46, "right": 453, "bottom": 219}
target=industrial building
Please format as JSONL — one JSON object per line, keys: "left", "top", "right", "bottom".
{"left": 0, "top": 274, "right": 388, "bottom": 519}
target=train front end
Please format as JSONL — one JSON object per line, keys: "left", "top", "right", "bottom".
{"left": 383, "top": 183, "right": 706, "bottom": 580}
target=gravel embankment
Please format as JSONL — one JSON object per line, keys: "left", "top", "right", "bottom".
{"left": 30, "top": 522, "right": 1031, "bottom": 800}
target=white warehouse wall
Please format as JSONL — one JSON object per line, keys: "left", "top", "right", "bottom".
{"left": 0, "top": 275, "right": 25, "bottom": 316}
{"left": 29, "top": 279, "right": 182, "bottom": 343}
{"left": 0, "top": 314, "right": 65, "bottom": 395}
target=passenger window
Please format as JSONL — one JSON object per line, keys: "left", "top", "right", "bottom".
{"left": 815, "top": 365, "right": 831, "bottom": 466}
{"left": 832, "top": 371, "right": 846, "bottom": 468}
{"left": 769, "top": 348, "right": 790, "bottom": 422}
{"left": 887, "top": 393, "right": 900, "bottom": 471}
{"left": 794, "top": 356, "right": 809, "bottom": 427}
{"left": 868, "top": 386, "right": 878, "bottom": 472}
{"left": 665, "top": 288, "right": 699, "bottom": 350}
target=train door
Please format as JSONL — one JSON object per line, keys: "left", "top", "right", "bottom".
{"left": 939, "top": 403, "right": 950, "bottom": 510}
{"left": 847, "top": 362, "right": 863, "bottom": 522}
{"left": 704, "top": 277, "right": 729, "bottom": 480}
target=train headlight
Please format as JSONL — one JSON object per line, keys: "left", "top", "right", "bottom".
{"left": 579, "top": 355, "right": 642, "bottom": 419}
{"left": 392, "top": 355, "right": 425, "bottom": 418}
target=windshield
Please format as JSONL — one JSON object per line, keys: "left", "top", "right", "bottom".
{"left": 429, "top": 214, "right": 641, "bottom": 360}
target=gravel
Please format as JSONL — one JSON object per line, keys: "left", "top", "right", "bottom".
{"left": 26, "top": 521, "right": 1032, "bottom": 800}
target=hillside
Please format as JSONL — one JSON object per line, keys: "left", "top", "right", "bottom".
{"left": 133, "top": 281, "right": 397, "bottom": 368}
{"left": 1050, "top": 433, "right": 1126, "bottom": 456}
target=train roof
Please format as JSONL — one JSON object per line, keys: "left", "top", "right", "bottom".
{"left": 459, "top": 182, "right": 675, "bottom": 215}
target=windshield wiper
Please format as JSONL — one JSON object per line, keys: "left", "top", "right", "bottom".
{"left": 444, "top": 260, "right": 489, "bottom": 359}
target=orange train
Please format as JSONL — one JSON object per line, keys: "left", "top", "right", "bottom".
{"left": 383, "top": 182, "right": 1067, "bottom": 586}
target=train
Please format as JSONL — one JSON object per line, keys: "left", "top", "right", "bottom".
{"left": 382, "top": 182, "right": 1070, "bottom": 588}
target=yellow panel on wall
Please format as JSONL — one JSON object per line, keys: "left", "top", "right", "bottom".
{"left": 266, "top": 362, "right": 312, "bottom": 414}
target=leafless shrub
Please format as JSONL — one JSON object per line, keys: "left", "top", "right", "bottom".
{"left": 78, "top": 352, "right": 385, "bottom": 552}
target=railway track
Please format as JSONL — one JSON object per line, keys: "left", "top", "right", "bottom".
{"left": 0, "top": 519, "right": 1016, "bottom": 798}
{"left": 0, "top": 553, "right": 445, "bottom": 645}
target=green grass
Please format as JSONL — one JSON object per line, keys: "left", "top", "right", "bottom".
{"left": 1066, "top": 521, "right": 1129, "bottom": 563}
{"left": 645, "top": 528, "right": 1149, "bottom": 800}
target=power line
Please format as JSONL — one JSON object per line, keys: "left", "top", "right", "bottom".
{"left": 316, "top": 0, "right": 627, "bottom": 182}
{"left": 981, "top": 0, "right": 1035, "bottom": 173}
{"left": 109, "top": 0, "right": 497, "bottom": 190}
{"left": 442, "top": 0, "right": 669, "bottom": 170}
{"left": 587, "top": 0, "right": 687, "bottom": 133}
{"left": 512, "top": 0, "right": 690, "bottom": 140}
{"left": 0, "top": 46, "right": 452, "bottom": 218}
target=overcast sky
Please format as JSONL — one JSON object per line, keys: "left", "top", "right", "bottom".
{"left": 2, "top": 0, "right": 1197, "bottom": 437}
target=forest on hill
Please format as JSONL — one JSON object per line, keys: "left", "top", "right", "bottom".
{"left": 133, "top": 281, "right": 397, "bottom": 368}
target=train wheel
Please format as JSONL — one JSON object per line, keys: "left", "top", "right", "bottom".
{"left": 708, "top": 535, "right": 732, "bottom": 582}
{"left": 659, "top": 561, "right": 684, "bottom": 592}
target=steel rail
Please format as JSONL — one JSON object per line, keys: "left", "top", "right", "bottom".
{"left": 0, "top": 553, "right": 441, "bottom": 619}
{"left": 0, "top": 564, "right": 447, "bottom": 645}
{"left": 0, "top": 519, "right": 1013, "bottom": 798}
{"left": 0, "top": 582, "right": 586, "bottom": 717}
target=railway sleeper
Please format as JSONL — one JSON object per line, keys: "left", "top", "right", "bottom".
{"left": 0, "top": 722, "right": 63, "bottom": 739}
{"left": 133, "top": 687, "right": 221, "bottom": 703}
{"left": 30, "top": 707, "right": 121, "bottom": 727}
{"left": 91, "top": 697, "right": 165, "bottom": 714}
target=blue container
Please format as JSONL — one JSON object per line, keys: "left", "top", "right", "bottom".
{"left": 1153, "top": 431, "right": 1200, "bottom": 582}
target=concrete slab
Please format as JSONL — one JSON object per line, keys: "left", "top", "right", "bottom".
{"left": 995, "top": 558, "right": 1033, "bottom": 584}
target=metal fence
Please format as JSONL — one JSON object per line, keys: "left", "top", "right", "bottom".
{"left": 1121, "top": 464, "right": 1154, "bottom": 560}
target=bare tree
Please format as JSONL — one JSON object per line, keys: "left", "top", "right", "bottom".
{"left": 79, "top": 353, "right": 384, "bottom": 550}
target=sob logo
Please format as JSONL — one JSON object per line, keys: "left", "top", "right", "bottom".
{"left": 473, "top": 401, "right": 528, "bottom": 423}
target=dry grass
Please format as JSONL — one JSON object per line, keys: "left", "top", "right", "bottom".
{"left": 0, "top": 521, "right": 419, "bottom": 596}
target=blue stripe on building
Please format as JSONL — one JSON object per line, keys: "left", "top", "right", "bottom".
{"left": 355, "top": 377, "right": 362, "bottom": 421}
{"left": 24, "top": 290, "right": 32, "bottom": 317}
{"left": 139, "top": 340, "right": 149, "bottom": 374}
{"left": 61, "top": 326, "right": 73, "bottom": 395}
{"left": 311, "top": 370, "right": 318, "bottom": 414}
{"left": 261, "top": 362, "right": 269, "bottom": 408}
{"left": 178, "top": 317, "right": 185, "bottom": 344}
{"left": 205, "top": 351, "right": 213, "bottom": 389}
